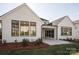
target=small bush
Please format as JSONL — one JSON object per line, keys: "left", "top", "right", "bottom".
{"left": 15, "top": 39, "right": 17, "bottom": 43}
{"left": 59, "top": 39, "right": 65, "bottom": 41}
{"left": 34, "top": 38, "right": 42, "bottom": 46}
{"left": 3, "top": 40, "right": 6, "bottom": 44}
{"left": 59, "top": 39, "right": 62, "bottom": 40}
{"left": 63, "top": 39, "right": 66, "bottom": 40}
{"left": 38, "top": 38, "right": 42, "bottom": 43}
{"left": 22, "top": 38, "right": 29, "bottom": 47}
{"left": 65, "top": 38, "right": 73, "bottom": 41}
{"left": 70, "top": 38, "right": 72, "bottom": 41}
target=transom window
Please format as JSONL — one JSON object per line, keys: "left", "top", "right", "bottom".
{"left": 61, "top": 27, "right": 72, "bottom": 36}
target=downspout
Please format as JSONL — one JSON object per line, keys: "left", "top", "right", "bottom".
{"left": 41, "top": 24, "right": 43, "bottom": 39}
{"left": 56, "top": 26, "right": 58, "bottom": 40}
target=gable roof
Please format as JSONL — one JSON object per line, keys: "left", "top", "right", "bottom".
{"left": 74, "top": 20, "right": 79, "bottom": 24}
{"left": 52, "top": 16, "right": 74, "bottom": 25}
{"left": 0, "top": 3, "right": 25, "bottom": 17}
{"left": 52, "top": 16, "right": 66, "bottom": 25}
{"left": 0, "top": 3, "right": 43, "bottom": 22}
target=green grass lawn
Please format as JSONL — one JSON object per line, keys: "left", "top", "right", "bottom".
{"left": 0, "top": 43, "right": 79, "bottom": 55}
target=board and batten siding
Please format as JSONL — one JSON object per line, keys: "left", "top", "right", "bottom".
{"left": 57, "top": 17, "right": 75, "bottom": 40}
{"left": 1, "top": 4, "right": 43, "bottom": 43}
{"left": 74, "top": 23, "right": 79, "bottom": 39}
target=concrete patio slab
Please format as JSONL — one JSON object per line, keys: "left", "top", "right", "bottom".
{"left": 43, "top": 39, "right": 72, "bottom": 45}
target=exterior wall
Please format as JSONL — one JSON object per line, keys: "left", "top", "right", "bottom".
{"left": 1, "top": 5, "right": 43, "bottom": 43}
{"left": 1, "top": 4, "right": 79, "bottom": 43}
{"left": 74, "top": 23, "right": 79, "bottom": 39}
{"left": 57, "top": 17, "right": 75, "bottom": 40}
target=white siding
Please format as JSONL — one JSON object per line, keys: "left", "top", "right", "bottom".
{"left": 74, "top": 24, "right": 79, "bottom": 39}
{"left": 1, "top": 4, "right": 43, "bottom": 43}
{"left": 58, "top": 17, "right": 75, "bottom": 40}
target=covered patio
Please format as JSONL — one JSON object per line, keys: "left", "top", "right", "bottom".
{"left": 42, "top": 25, "right": 57, "bottom": 40}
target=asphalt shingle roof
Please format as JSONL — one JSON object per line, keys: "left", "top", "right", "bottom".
{"left": 52, "top": 16, "right": 69, "bottom": 25}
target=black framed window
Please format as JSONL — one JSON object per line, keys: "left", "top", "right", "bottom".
{"left": 20, "top": 21, "right": 29, "bottom": 36}
{"left": 61, "top": 27, "right": 72, "bottom": 36}
{"left": 30, "top": 22, "right": 36, "bottom": 36}
{"left": 11, "top": 20, "right": 19, "bottom": 36}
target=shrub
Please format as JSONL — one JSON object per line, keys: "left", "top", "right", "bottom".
{"left": 66, "top": 38, "right": 69, "bottom": 41}
{"left": 70, "top": 38, "right": 72, "bottom": 41}
{"left": 15, "top": 39, "right": 17, "bottom": 43}
{"left": 63, "top": 39, "right": 66, "bottom": 40}
{"left": 22, "top": 38, "right": 29, "bottom": 47}
{"left": 60, "top": 39, "right": 66, "bottom": 40}
{"left": 65, "top": 38, "right": 73, "bottom": 41}
{"left": 3, "top": 40, "right": 6, "bottom": 44}
{"left": 59, "top": 39, "right": 62, "bottom": 40}
{"left": 34, "top": 38, "right": 42, "bottom": 46}
{"left": 38, "top": 38, "right": 42, "bottom": 43}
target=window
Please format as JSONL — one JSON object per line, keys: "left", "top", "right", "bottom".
{"left": 45, "top": 29, "right": 54, "bottom": 38}
{"left": 20, "top": 21, "right": 29, "bottom": 36}
{"left": 11, "top": 20, "right": 19, "bottom": 36}
{"left": 61, "top": 27, "right": 72, "bottom": 36}
{"left": 11, "top": 20, "right": 36, "bottom": 37}
{"left": 30, "top": 22, "right": 36, "bottom": 36}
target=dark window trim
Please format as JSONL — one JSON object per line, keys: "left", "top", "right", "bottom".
{"left": 61, "top": 26, "right": 72, "bottom": 36}
{"left": 11, "top": 20, "right": 37, "bottom": 37}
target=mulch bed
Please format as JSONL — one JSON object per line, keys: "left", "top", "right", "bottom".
{"left": 0, "top": 43, "right": 48, "bottom": 51}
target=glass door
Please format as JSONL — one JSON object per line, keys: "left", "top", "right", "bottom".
{"left": 45, "top": 29, "right": 54, "bottom": 38}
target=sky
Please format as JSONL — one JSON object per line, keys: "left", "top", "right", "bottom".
{"left": 0, "top": 3, "right": 79, "bottom": 21}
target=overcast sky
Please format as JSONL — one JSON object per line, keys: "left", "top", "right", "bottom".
{"left": 0, "top": 3, "right": 79, "bottom": 21}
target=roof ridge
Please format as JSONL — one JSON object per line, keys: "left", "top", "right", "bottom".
{"left": 54, "top": 16, "right": 68, "bottom": 21}
{"left": 52, "top": 16, "right": 68, "bottom": 25}
{"left": 74, "top": 20, "right": 79, "bottom": 23}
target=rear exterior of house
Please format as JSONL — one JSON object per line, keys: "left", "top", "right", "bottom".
{"left": 42, "top": 16, "right": 76, "bottom": 40}
{"left": 54, "top": 16, "right": 75, "bottom": 40}
{"left": 0, "top": 3, "right": 79, "bottom": 43}
{"left": 0, "top": 4, "right": 44, "bottom": 43}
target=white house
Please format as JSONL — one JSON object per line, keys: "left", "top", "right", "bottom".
{"left": 0, "top": 3, "right": 79, "bottom": 43}
{"left": 0, "top": 3, "right": 44, "bottom": 43}
{"left": 42, "top": 16, "right": 75, "bottom": 40}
